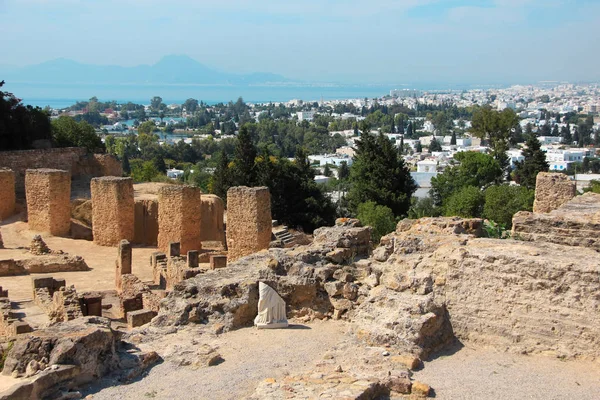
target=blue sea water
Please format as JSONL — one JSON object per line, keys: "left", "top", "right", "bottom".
{"left": 5, "top": 82, "right": 406, "bottom": 109}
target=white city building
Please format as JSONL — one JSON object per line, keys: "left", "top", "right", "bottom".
{"left": 297, "top": 111, "right": 315, "bottom": 122}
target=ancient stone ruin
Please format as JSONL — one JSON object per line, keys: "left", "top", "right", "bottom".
{"left": 134, "top": 199, "right": 159, "bottom": 246}
{"left": 25, "top": 168, "right": 71, "bottom": 236}
{"left": 226, "top": 186, "right": 272, "bottom": 261}
{"left": 0, "top": 168, "right": 15, "bottom": 221}
{"left": 157, "top": 185, "right": 202, "bottom": 254}
{"left": 91, "top": 177, "right": 135, "bottom": 246}
{"left": 200, "top": 194, "right": 225, "bottom": 245}
{"left": 532, "top": 172, "right": 576, "bottom": 213}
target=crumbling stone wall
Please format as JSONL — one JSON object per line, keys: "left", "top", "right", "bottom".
{"left": 0, "top": 147, "right": 121, "bottom": 196}
{"left": 91, "top": 177, "right": 134, "bottom": 246}
{"left": 158, "top": 185, "right": 202, "bottom": 254}
{"left": 200, "top": 194, "right": 225, "bottom": 244}
{"left": 134, "top": 199, "right": 159, "bottom": 246}
{"left": 0, "top": 168, "right": 16, "bottom": 221}
{"left": 533, "top": 172, "right": 576, "bottom": 213}
{"left": 25, "top": 169, "right": 71, "bottom": 236}
{"left": 226, "top": 186, "right": 272, "bottom": 261}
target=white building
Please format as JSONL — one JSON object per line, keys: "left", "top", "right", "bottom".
{"left": 167, "top": 169, "right": 184, "bottom": 179}
{"left": 417, "top": 159, "right": 438, "bottom": 173}
{"left": 507, "top": 149, "right": 524, "bottom": 168}
{"left": 537, "top": 136, "right": 562, "bottom": 145}
{"left": 308, "top": 154, "right": 353, "bottom": 167}
{"left": 297, "top": 111, "right": 315, "bottom": 122}
{"left": 546, "top": 149, "right": 585, "bottom": 171}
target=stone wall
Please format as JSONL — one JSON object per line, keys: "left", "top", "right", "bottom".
{"left": 91, "top": 177, "right": 134, "bottom": 246}
{"left": 25, "top": 169, "right": 71, "bottom": 236}
{"left": 0, "top": 147, "right": 121, "bottom": 196}
{"left": 513, "top": 192, "right": 600, "bottom": 249}
{"left": 157, "top": 185, "right": 202, "bottom": 254}
{"left": 533, "top": 172, "right": 576, "bottom": 213}
{"left": 0, "top": 169, "right": 15, "bottom": 221}
{"left": 226, "top": 186, "right": 272, "bottom": 261}
{"left": 134, "top": 199, "right": 159, "bottom": 246}
{"left": 200, "top": 194, "right": 225, "bottom": 244}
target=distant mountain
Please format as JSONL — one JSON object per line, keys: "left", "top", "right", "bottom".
{"left": 0, "top": 55, "right": 289, "bottom": 85}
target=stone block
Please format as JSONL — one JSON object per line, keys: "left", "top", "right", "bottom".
{"left": 91, "top": 177, "right": 134, "bottom": 246}
{"left": 200, "top": 194, "right": 225, "bottom": 243}
{"left": 0, "top": 259, "right": 26, "bottom": 277}
{"left": 25, "top": 169, "right": 71, "bottom": 236}
{"left": 120, "top": 295, "right": 143, "bottom": 319}
{"left": 533, "top": 172, "right": 576, "bottom": 213}
{"left": 209, "top": 254, "right": 227, "bottom": 270}
{"left": 0, "top": 168, "right": 16, "bottom": 221}
{"left": 187, "top": 250, "right": 199, "bottom": 268}
{"left": 158, "top": 185, "right": 202, "bottom": 254}
{"left": 116, "top": 240, "right": 132, "bottom": 292}
{"left": 81, "top": 293, "right": 103, "bottom": 316}
{"left": 127, "top": 309, "right": 156, "bottom": 328}
{"left": 226, "top": 186, "right": 272, "bottom": 261}
{"left": 11, "top": 321, "right": 33, "bottom": 335}
{"left": 133, "top": 199, "right": 159, "bottom": 246}
{"left": 168, "top": 242, "right": 180, "bottom": 258}
{"left": 151, "top": 252, "right": 167, "bottom": 287}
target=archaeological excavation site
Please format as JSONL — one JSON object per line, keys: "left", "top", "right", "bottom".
{"left": 0, "top": 150, "right": 599, "bottom": 400}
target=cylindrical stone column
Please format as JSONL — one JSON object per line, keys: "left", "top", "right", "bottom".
{"left": 158, "top": 185, "right": 202, "bottom": 254}
{"left": 0, "top": 169, "right": 16, "bottom": 221}
{"left": 226, "top": 186, "right": 272, "bottom": 262}
{"left": 25, "top": 169, "right": 71, "bottom": 236}
{"left": 91, "top": 177, "right": 134, "bottom": 246}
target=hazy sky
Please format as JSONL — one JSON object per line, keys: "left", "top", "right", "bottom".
{"left": 1, "top": 0, "right": 599, "bottom": 84}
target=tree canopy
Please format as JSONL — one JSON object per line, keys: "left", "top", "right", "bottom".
{"left": 513, "top": 134, "right": 549, "bottom": 190}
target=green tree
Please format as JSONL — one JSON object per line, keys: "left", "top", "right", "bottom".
{"left": 150, "top": 96, "right": 163, "bottom": 111}
{"left": 415, "top": 141, "right": 423, "bottom": 153}
{"left": 130, "top": 160, "right": 160, "bottom": 182}
{"left": 231, "top": 125, "right": 257, "bottom": 186}
{"left": 338, "top": 161, "right": 350, "bottom": 180}
{"left": 482, "top": 185, "right": 534, "bottom": 228}
{"left": 429, "top": 137, "right": 442, "bottom": 152}
{"left": 444, "top": 186, "right": 484, "bottom": 218}
{"left": 471, "top": 106, "right": 519, "bottom": 175}
{"left": 347, "top": 132, "right": 416, "bottom": 217}
{"left": 430, "top": 151, "right": 502, "bottom": 207}
{"left": 183, "top": 98, "right": 199, "bottom": 113}
{"left": 356, "top": 201, "right": 396, "bottom": 243}
{"left": 0, "top": 81, "right": 53, "bottom": 150}
{"left": 51, "top": 116, "right": 103, "bottom": 152}
{"left": 408, "top": 196, "right": 442, "bottom": 219}
{"left": 450, "top": 132, "right": 457, "bottom": 145}
{"left": 121, "top": 152, "right": 131, "bottom": 176}
{"left": 138, "top": 120, "right": 157, "bottom": 135}
{"left": 513, "top": 134, "right": 549, "bottom": 190}
{"left": 323, "top": 163, "right": 332, "bottom": 177}
{"left": 210, "top": 152, "right": 232, "bottom": 200}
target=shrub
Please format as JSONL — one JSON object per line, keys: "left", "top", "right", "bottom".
{"left": 357, "top": 201, "right": 397, "bottom": 244}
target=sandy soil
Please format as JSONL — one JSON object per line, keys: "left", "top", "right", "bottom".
{"left": 0, "top": 218, "right": 156, "bottom": 301}
{"left": 83, "top": 320, "right": 348, "bottom": 400}
{"left": 413, "top": 344, "right": 600, "bottom": 400}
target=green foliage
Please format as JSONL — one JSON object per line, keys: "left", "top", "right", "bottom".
{"left": 210, "top": 152, "right": 232, "bottom": 200}
{"left": 583, "top": 180, "right": 600, "bottom": 194}
{"left": 121, "top": 152, "right": 131, "bottom": 176}
{"left": 232, "top": 125, "right": 257, "bottom": 186}
{"left": 444, "top": 186, "right": 484, "bottom": 218}
{"left": 483, "top": 220, "right": 510, "bottom": 239}
{"left": 338, "top": 161, "right": 350, "bottom": 180}
{"left": 347, "top": 132, "right": 416, "bottom": 218}
{"left": 482, "top": 185, "right": 534, "bottom": 228}
{"left": 51, "top": 116, "right": 103, "bottom": 151}
{"left": 0, "top": 81, "right": 53, "bottom": 150}
{"left": 138, "top": 120, "right": 158, "bottom": 135}
{"left": 429, "top": 137, "right": 442, "bottom": 152}
{"left": 323, "top": 163, "right": 332, "bottom": 177}
{"left": 356, "top": 201, "right": 396, "bottom": 243}
{"left": 407, "top": 196, "right": 442, "bottom": 219}
{"left": 130, "top": 159, "right": 161, "bottom": 182}
{"left": 430, "top": 151, "right": 502, "bottom": 207}
{"left": 513, "top": 134, "right": 549, "bottom": 190}
{"left": 471, "top": 106, "right": 519, "bottom": 174}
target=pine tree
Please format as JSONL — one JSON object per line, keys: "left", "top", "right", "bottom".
{"left": 232, "top": 125, "right": 257, "bottom": 186}
{"left": 211, "top": 151, "right": 232, "bottom": 200}
{"left": 338, "top": 161, "right": 350, "bottom": 180}
{"left": 323, "top": 163, "right": 332, "bottom": 177}
{"left": 450, "top": 132, "right": 457, "bottom": 145}
{"left": 561, "top": 124, "right": 572, "bottom": 144}
{"left": 429, "top": 137, "right": 442, "bottom": 152}
{"left": 121, "top": 152, "right": 131, "bottom": 176}
{"left": 399, "top": 136, "right": 405, "bottom": 155}
{"left": 513, "top": 134, "right": 549, "bottom": 190}
{"left": 551, "top": 124, "right": 560, "bottom": 137}
{"left": 347, "top": 132, "right": 417, "bottom": 217}
{"left": 416, "top": 141, "right": 423, "bottom": 153}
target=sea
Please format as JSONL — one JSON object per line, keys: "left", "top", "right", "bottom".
{"left": 3, "top": 81, "right": 479, "bottom": 109}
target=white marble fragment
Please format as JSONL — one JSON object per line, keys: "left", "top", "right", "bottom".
{"left": 254, "top": 282, "right": 288, "bottom": 329}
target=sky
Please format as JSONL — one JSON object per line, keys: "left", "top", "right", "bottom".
{"left": 1, "top": 0, "right": 599, "bottom": 85}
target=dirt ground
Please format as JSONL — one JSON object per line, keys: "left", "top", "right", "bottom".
{"left": 0, "top": 216, "right": 156, "bottom": 301}
{"left": 413, "top": 344, "right": 600, "bottom": 400}
{"left": 83, "top": 320, "right": 349, "bottom": 400}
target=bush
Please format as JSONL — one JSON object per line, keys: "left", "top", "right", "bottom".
{"left": 408, "top": 196, "right": 442, "bottom": 219}
{"left": 444, "top": 186, "right": 484, "bottom": 218}
{"left": 357, "top": 201, "right": 397, "bottom": 244}
{"left": 482, "top": 185, "right": 534, "bottom": 228}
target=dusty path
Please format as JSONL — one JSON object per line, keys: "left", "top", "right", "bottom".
{"left": 84, "top": 320, "right": 348, "bottom": 400}
{"left": 413, "top": 344, "right": 600, "bottom": 400}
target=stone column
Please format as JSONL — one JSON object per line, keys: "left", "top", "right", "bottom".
{"left": 0, "top": 169, "right": 16, "bottom": 221}
{"left": 533, "top": 172, "right": 576, "bottom": 213}
{"left": 187, "top": 250, "right": 199, "bottom": 268}
{"left": 115, "top": 239, "right": 132, "bottom": 292}
{"left": 25, "top": 169, "right": 71, "bottom": 236}
{"left": 158, "top": 185, "right": 202, "bottom": 254}
{"left": 91, "top": 177, "right": 134, "bottom": 246}
{"left": 226, "top": 186, "right": 272, "bottom": 261}
{"left": 200, "top": 194, "right": 225, "bottom": 244}
{"left": 133, "top": 199, "right": 159, "bottom": 246}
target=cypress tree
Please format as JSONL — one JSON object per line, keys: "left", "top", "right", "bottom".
{"left": 347, "top": 132, "right": 417, "bottom": 217}
{"left": 513, "top": 134, "right": 549, "bottom": 190}
{"left": 211, "top": 151, "right": 232, "bottom": 200}
{"left": 450, "top": 132, "right": 457, "bottom": 145}
{"left": 121, "top": 152, "right": 131, "bottom": 176}
{"left": 232, "top": 125, "right": 257, "bottom": 186}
